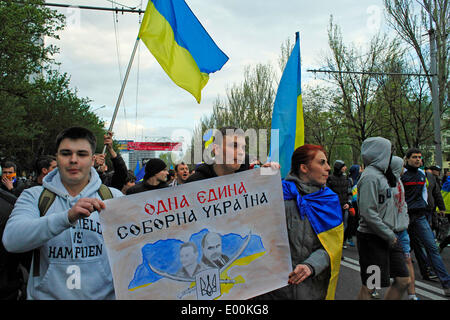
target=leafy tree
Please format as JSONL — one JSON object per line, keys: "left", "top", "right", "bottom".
{"left": 0, "top": 1, "right": 106, "bottom": 174}
{"left": 159, "top": 152, "right": 176, "bottom": 170}
{"left": 325, "top": 17, "right": 404, "bottom": 157}
{"left": 0, "top": 0, "right": 64, "bottom": 97}
{"left": 189, "top": 63, "right": 276, "bottom": 163}
{"left": 373, "top": 58, "right": 435, "bottom": 156}
{"left": 384, "top": 0, "right": 449, "bottom": 163}
{"left": 384, "top": 0, "right": 449, "bottom": 116}
{"left": 302, "top": 84, "right": 352, "bottom": 165}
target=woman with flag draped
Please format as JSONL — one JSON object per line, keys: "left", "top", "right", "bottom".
{"left": 255, "top": 144, "right": 343, "bottom": 300}
{"left": 439, "top": 178, "right": 450, "bottom": 253}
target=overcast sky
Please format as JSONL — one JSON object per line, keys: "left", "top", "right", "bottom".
{"left": 45, "top": 0, "right": 390, "bottom": 143}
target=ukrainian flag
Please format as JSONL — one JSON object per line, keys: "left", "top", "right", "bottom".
{"left": 270, "top": 32, "right": 304, "bottom": 178}
{"left": 135, "top": 164, "right": 146, "bottom": 183}
{"left": 138, "top": 0, "right": 229, "bottom": 103}
{"left": 134, "top": 160, "right": 140, "bottom": 177}
{"left": 282, "top": 180, "right": 343, "bottom": 300}
{"left": 203, "top": 129, "right": 214, "bottom": 150}
{"left": 441, "top": 179, "right": 450, "bottom": 214}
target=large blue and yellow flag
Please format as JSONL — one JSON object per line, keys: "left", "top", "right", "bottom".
{"left": 282, "top": 180, "right": 343, "bottom": 300}
{"left": 135, "top": 163, "right": 146, "bottom": 183}
{"left": 203, "top": 129, "right": 214, "bottom": 150}
{"left": 138, "top": 0, "right": 229, "bottom": 103}
{"left": 270, "top": 32, "right": 304, "bottom": 178}
{"left": 133, "top": 160, "right": 140, "bottom": 177}
{"left": 441, "top": 179, "right": 450, "bottom": 214}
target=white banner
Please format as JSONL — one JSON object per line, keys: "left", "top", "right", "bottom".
{"left": 100, "top": 168, "right": 291, "bottom": 300}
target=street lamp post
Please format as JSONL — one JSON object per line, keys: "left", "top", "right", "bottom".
{"left": 92, "top": 105, "right": 106, "bottom": 113}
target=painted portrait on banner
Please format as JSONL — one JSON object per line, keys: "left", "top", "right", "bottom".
{"left": 100, "top": 168, "right": 291, "bottom": 300}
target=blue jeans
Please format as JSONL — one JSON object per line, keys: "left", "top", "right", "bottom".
{"left": 395, "top": 229, "right": 411, "bottom": 258}
{"left": 408, "top": 214, "right": 450, "bottom": 289}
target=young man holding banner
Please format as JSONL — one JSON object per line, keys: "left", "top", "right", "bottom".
{"left": 186, "top": 126, "right": 279, "bottom": 183}
{"left": 2, "top": 127, "right": 123, "bottom": 300}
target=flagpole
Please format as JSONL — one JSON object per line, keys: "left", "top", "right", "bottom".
{"left": 102, "top": 36, "right": 140, "bottom": 154}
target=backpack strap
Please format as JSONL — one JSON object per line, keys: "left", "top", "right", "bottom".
{"left": 38, "top": 188, "right": 56, "bottom": 217}
{"left": 33, "top": 188, "right": 57, "bottom": 277}
{"left": 32, "top": 185, "right": 113, "bottom": 277}
{"left": 98, "top": 184, "right": 113, "bottom": 200}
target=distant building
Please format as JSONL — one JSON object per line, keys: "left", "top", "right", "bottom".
{"left": 116, "top": 139, "right": 182, "bottom": 172}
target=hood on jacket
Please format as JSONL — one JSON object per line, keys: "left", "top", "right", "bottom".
{"left": 43, "top": 167, "right": 102, "bottom": 198}
{"left": 390, "top": 156, "right": 404, "bottom": 180}
{"left": 349, "top": 165, "right": 360, "bottom": 182}
{"left": 333, "top": 160, "right": 345, "bottom": 176}
{"left": 361, "top": 137, "right": 392, "bottom": 173}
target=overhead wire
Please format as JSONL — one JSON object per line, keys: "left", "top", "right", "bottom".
{"left": 108, "top": 0, "right": 144, "bottom": 139}
{"left": 111, "top": 0, "right": 128, "bottom": 137}
{"left": 135, "top": 0, "right": 143, "bottom": 140}
{"left": 104, "top": 0, "right": 137, "bottom": 10}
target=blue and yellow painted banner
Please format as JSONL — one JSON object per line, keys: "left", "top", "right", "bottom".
{"left": 128, "top": 228, "right": 266, "bottom": 298}
{"left": 270, "top": 32, "right": 304, "bottom": 178}
{"left": 99, "top": 168, "right": 292, "bottom": 299}
{"left": 138, "top": 0, "right": 229, "bottom": 103}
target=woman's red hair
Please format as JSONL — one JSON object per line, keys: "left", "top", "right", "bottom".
{"left": 290, "top": 144, "right": 327, "bottom": 176}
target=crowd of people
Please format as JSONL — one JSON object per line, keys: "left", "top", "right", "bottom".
{"left": 1, "top": 126, "right": 449, "bottom": 300}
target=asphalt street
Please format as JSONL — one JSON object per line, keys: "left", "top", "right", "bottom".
{"left": 335, "top": 240, "right": 450, "bottom": 300}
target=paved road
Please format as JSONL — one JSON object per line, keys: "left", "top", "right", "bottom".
{"left": 335, "top": 241, "right": 450, "bottom": 300}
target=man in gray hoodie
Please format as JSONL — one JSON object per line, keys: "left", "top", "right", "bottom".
{"left": 356, "top": 137, "right": 410, "bottom": 300}
{"left": 2, "top": 127, "right": 123, "bottom": 299}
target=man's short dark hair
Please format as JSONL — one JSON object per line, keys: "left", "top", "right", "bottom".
{"left": 55, "top": 127, "right": 97, "bottom": 154}
{"left": 34, "top": 155, "right": 56, "bottom": 174}
{"left": 405, "top": 147, "right": 422, "bottom": 159}
{"left": 218, "top": 126, "right": 239, "bottom": 137}
{"left": 2, "top": 161, "right": 17, "bottom": 172}
{"left": 125, "top": 170, "right": 136, "bottom": 184}
{"left": 174, "top": 162, "right": 186, "bottom": 172}
{"left": 213, "top": 126, "right": 243, "bottom": 144}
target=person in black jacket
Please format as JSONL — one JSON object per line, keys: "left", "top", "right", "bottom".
{"left": 425, "top": 169, "right": 446, "bottom": 231}
{"left": 401, "top": 148, "right": 450, "bottom": 296}
{"left": 186, "top": 127, "right": 246, "bottom": 182}
{"left": 0, "top": 189, "right": 31, "bottom": 300}
{"left": 24, "top": 155, "right": 57, "bottom": 189}
{"left": 1, "top": 161, "right": 25, "bottom": 197}
{"left": 186, "top": 127, "right": 278, "bottom": 183}
{"left": 126, "top": 158, "right": 169, "bottom": 195}
{"left": 327, "top": 160, "right": 352, "bottom": 247}
{"left": 429, "top": 165, "right": 443, "bottom": 188}
{"left": 95, "top": 132, "right": 128, "bottom": 190}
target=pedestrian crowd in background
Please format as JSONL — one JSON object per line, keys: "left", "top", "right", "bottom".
{"left": 1, "top": 126, "right": 449, "bottom": 300}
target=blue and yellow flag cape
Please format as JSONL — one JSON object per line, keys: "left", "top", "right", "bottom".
{"left": 270, "top": 32, "right": 304, "bottom": 178}
{"left": 138, "top": 0, "right": 229, "bottom": 103}
{"left": 441, "top": 179, "right": 450, "bottom": 215}
{"left": 282, "top": 180, "right": 343, "bottom": 300}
